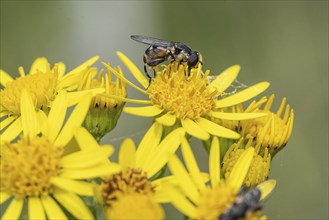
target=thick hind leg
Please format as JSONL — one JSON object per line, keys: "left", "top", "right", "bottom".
{"left": 144, "top": 63, "right": 152, "bottom": 86}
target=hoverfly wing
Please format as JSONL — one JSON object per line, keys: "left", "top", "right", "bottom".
{"left": 130, "top": 35, "right": 173, "bottom": 47}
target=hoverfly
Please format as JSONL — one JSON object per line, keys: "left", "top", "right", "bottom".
{"left": 220, "top": 187, "right": 262, "bottom": 220}
{"left": 130, "top": 35, "right": 203, "bottom": 84}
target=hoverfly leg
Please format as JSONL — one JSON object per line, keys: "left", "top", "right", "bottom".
{"left": 187, "top": 66, "right": 192, "bottom": 77}
{"left": 147, "top": 58, "right": 166, "bottom": 66}
{"left": 144, "top": 64, "right": 153, "bottom": 81}
{"left": 184, "top": 66, "right": 192, "bottom": 81}
{"left": 152, "top": 68, "right": 157, "bottom": 78}
{"left": 144, "top": 63, "right": 152, "bottom": 88}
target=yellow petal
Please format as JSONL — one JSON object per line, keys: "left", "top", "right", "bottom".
{"left": 29, "top": 197, "right": 46, "bottom": 220}
{"left": 181, "top": 118, "right": 210, "bottom": 140}
{"left": 209, "top": 65, "right": 240, "bottom": 94}
{"left": 168, "top": 155, "right": 199, "bottom": 204}
{"left": 74, "top": 127, "right": 100, "bottom": 151}
{"left": 41, "top": 196, "right": 68, "bottom": 220}
{"left": 119, "top": 138, "right": 136, "bottom": 168}
{"left": 209, "top": 111, "right": 268, "bottom": 120}
{"left": 156, "top": 113, "right": 177, "bottom": 126}
{"left": 53, "top": 190, "right": 94, "bottom": 220}
{"left": 0, "top": 191, "right": 11, "bottom": 204}
{"left": 58, "top": 56, "right": 100, "bottom": 90}
{"left": 21, "top": 89, "right": 38, "bottom": 138}
{"left": 136, "top": 122, "right": 163, "bottom": 167}
{"left": 67, "top": 88, "right": 105, "bottom": 107}
{"left": 0, "top": 69, "right": 14, "bottom": 87}
{"left": 101, "top": 94, "right": 151, "bottom": 105}
{"left": 67, "top": 56, "right": 99, "bottom": 76}
{"left": 227, "top": 147, "right": 254, "bottom": 190}
{"left": 0, "top": 116, "right": 22, "bottom": 143}
{"left": 166, "top": 187, "right": 196, "bottom": 219}
{"left": 50, "top": 177, "right": 94, "bottom": 196}
{"left": 48, "top": 91, "right": 67, "bottom": 142}
{"left": 2, "top": 198, "right": 24, "bottom": 220}
{"left": 54, "top": 62, "right": 66, "bottom": 79}
{"left": 117, "top": 51, "right": 149, "bottom": 89}
{"left": 257, "top": 179, "right": 276, "bottom": 200}
{"left": 209, "top": 136, "right": 220, "bottom": 186}
{"left": 181, "top": 137, "right": 205, "bottom": 190}
{"left": 0, "top": 111, "right": 8, "bottom": 118}
{"left": 0, "top": 116, "right": 15, "bottom": 132}
{"left": 216, "top": 82, "right": 270, "bottom": 108}
{"left": 124, "top": 106, "right": 163, "bottom": 117}
{"left": 54, "top": 94, "right": 92, "bottom": 147}
{"left": 143, "top": 128, "right": 185, "bottom": 178}
{"left": 60, "top": 162, "right": 121, "bottom": 179}
{"left": 154, "top": 187, "right": 174, "bottom": 203}
{"left": 153, "top": 173, "right": 210, "bottom": 197}
{"left": 196, "top": 117, "right": 240, "bottom": 139}
{"left": 29, "top": 57, "right": 49, "bottom": 74}
{"left": 36, "top": 110, "right": 49, "bottom": 136}
{"left": 60, "top": 146, "right": 114, "bottom": 169}
{"left": 102, "top": 62, "right": 147, "bottom": 95}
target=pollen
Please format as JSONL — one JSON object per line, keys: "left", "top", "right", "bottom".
{"left": 222, "top": 139, "right": 271, "bottom": 187}
{"left": 0, "top": 68, "right": 57, "bottom": 115}
{"left": 104, "top": 193, "right": 164, "bottom": 220}
{"left": 0, "top": 136, "right": 63, "bottom": 198}
{"left": 100, "top": 168, "right": 155, "bottom": 207}
{"left": 240, "top": 95, "right": 294, "bottom": 151}
{"left": 147, "top": 63, "right": 217, "bottom": 120}
{"left": 196, "top": 182, "right": 236, "bottom": 220}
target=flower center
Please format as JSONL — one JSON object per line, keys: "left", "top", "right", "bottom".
{"left": 147, "top": 63, "right": 217, "bottom": 120}
{"left": 0, "top": 70, "right": 57, "bottom": 115}
{"left": 104, "top": 193, "right": 164, "bottom": 220}
{"left": 100, "top": 168, "right": 155, "bottom": 206}
{"left": 223, "top": 148, "right": 271, "bottom": 187}
{"left": 196, "top": 182, "right": 236, "bottom": 220}
{"left": 1, "top": 136, "right": 63, "bottom": 198}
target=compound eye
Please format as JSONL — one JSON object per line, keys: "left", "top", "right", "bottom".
{"left": 188, "top": 52, "right": 199, "bottom": 68}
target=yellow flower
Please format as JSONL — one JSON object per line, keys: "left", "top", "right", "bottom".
{"left": 113, "top": 52, "right": 269, "bottom": 141}
{"left": 222, "top": 138, "right": 271, "bottom": 187}
{"left": 78, "top": 62, "right": 127, "bottom": 141}
{"left": 0, "top": 90, "right": 120, "bottom": 220}
{"left": 209, "top": 104, "right": 244, "bottom": 132}
{"left": 165, "top": 136, "right": 276, "bottom": 220}
{"left": 0, "top": 56, "right": 102, "bottom": 142}
{"left": 97, "top": 122, "right": 186, "bottom": 219}
{"left": 240, "top": 94, "right": 294, "bottom": 156}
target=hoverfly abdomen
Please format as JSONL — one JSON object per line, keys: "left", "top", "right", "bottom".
{"left": 144, "top": 46, "right": 169, "bottom": 66}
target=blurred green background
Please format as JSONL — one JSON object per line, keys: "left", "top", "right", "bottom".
{"left": 1, "top": 1, "right": 328, "bottom": 219}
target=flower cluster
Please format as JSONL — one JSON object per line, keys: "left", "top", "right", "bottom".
{"left": 0, "top": 47, "right": 294, "bottom": 219}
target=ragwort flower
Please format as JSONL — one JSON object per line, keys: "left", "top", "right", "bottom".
{"left": 97, "top": 122, "right": 185, "bottom": 219}
{"left": 240, "top": 94, "right": 294, "bottom": 156}
{"left": 0, "top": 56, "right": 101, "bottom": 142}
{"left": 113, "top": 52, "right": 269, "bottom": 141}
{"left": 165, "top": 136, "right": 276, "bottom": 220}
{"left": 0, "top": 90, "right": 120, "bottom": 220}
{"left": 222, "top": 138, "right": 271, "bottom": 187}
{"left": 78, "top": 62, "right": 127, "bottom": 141}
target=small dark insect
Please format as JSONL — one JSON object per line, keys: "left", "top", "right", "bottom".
{"left": 219, "top": 186, "right": 262, "bottom": 220}
{"left": 130, "top": 35, "right": 203, "bottom": 84}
